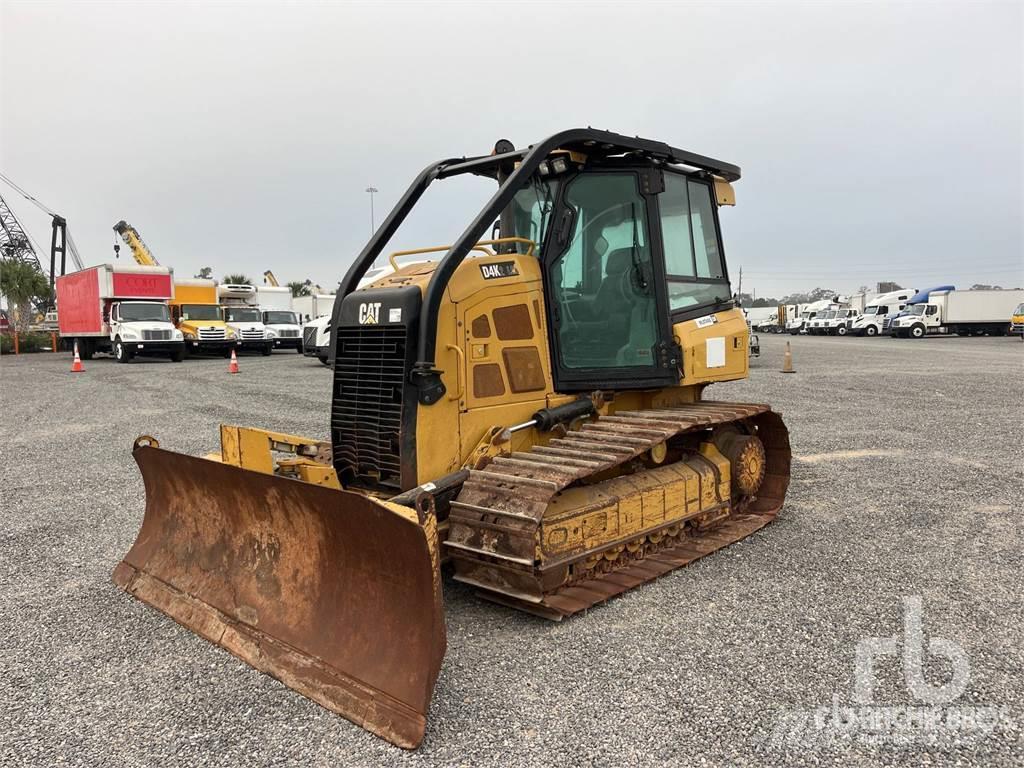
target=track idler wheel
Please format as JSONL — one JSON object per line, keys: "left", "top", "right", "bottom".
{"left": 714, "top": 429, "right": 767, "bottom": 497}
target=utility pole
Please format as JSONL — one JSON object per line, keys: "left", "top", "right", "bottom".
{"left": 737, "top": 266, "right": 743, "bottom": 306}
{"left": 366, "top": 186, "right": 378, "bottom": 235}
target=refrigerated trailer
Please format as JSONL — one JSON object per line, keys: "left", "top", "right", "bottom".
{"left": 56, "top": 264, "right": 184, "bottom": 362}
{"left": 890, "top": 289, "right": 1024, "bottom": 338}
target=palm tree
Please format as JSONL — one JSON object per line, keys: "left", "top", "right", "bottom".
{"left": 0, "top": 262, "right": 51, "bottom": 334}
{"left": 287, "top": 280, "right": 313, "bottom": 298}
{"left": 222, "top": 273, "right": 252, "bottom": 285}
{"left": 195, "top": 266, "right": 213, "bottom": 279}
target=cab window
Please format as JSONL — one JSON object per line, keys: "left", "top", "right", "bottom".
{"left": 659, "top": 174, "right": 730, "bottom": 312}
{"left": 547, "top": 173, "right": 659, "bottom": 370}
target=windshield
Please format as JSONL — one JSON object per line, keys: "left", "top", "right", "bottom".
{"left": 863, "top": 306, "right": 879, "bottom": 315}
{"left": 224, "top": 307, "right": 261, "bottom": 323}
{"left": 908, "top": 304, "right": 926, "bottom": 316}
{"left": 180, "top": 304, "right": 221, "bottom": 321}
{"left": 118, "top": 302, "right": 169, "bottom": 322}
{"left": 264, "top": 311, "right": 298, "bottom": 325}
{"left": 1015, "top": 303, "right": 1024, "bottom": 315}
{"left": 835, "top": 310, "right": 850, "bottom": 318}
{"left": 504, "top": 177, "right": 558, "bottom": 257}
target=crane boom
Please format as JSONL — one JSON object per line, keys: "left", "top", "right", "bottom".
{"left": 263, "top": 270, "right": 279, "bottom": 287}
{"left": 113, "top": 220, "right": 159, "bottom": 266}
{"left": 0, "top": 193, "right": 43, "bottom": 271}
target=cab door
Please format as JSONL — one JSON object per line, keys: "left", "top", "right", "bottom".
{"left": 542, "top": 170, "right": 679, "bottom": 392}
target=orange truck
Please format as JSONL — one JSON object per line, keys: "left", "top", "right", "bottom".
{"left": 169, "top": 279, "right": 238, "bottom": 356}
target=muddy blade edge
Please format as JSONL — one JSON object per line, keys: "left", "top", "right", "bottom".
{"left": 112, "top": 445, "right": 446, "bottom": 749}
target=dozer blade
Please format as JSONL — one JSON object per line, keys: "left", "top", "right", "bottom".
{"left": 112, "top": 442, "right": 445, "bottom": 749}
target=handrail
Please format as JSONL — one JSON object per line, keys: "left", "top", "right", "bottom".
{"left": 386, "top": 237, "right": 536, "bottom": 271}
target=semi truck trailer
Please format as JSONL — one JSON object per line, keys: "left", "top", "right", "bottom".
{"left": 55, "top": 264, "right": 184, "bottom": 362}
{"left": 890, "top": 289, "right": 1024, "bottom": 338}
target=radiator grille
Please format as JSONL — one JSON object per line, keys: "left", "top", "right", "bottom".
{"left": 303, "top": 326, "right": 318, "bottom": 348}
{"left": 331, "top": 324, "right": 407, "bottom": 487}
{"left": 277, "top": 328, "right": 300, "bottom": 338}
{"left": 142, "top": 329, "right": 171, "bottom": 341}
{"left": 240, "top": 328, "right": 265, "bottom": 340}
{"left": 198, "top": 327, "right": 226, "bottom": 340}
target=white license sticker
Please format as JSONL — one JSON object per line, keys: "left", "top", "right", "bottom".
{"left": 706, "top": 337, "right": 726, "bottom": 368}
{"left": 388, "top": 308, "right": 402, "bottom": 323}
{"left": 695, "top": 315, "right": 718, "bottom": 328}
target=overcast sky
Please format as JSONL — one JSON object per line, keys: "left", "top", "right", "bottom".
{"left": 2, "top": 1, "right": 1021, "bottom": 299}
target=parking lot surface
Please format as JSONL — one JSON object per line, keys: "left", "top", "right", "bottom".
{"left": 2, "top": 334, "right": 1022, "bottom": 767}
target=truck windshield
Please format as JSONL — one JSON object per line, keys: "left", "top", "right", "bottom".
{"left": 263, "top": 311, "right": 298, "bottom": 325}
{"left": 1015, "top": 303, "right": 1024, "bottom": 315}
{"left": 224, "top": 307, "right": 261, "bottom": 322}
{"left": 180, "top": 304, "right": 221, "bottom": 321}
{"left": 119, "top": 302, "right": 169, "bottom": 322}
{"left": 908, "top": 304, "right": 926, "bottom": 316}
{"left": 863, "top": 306, "right": 879, "bottom": 315}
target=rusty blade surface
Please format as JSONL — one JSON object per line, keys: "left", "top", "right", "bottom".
{"left": 112, "top": 445, "right": 445, "bottom": 749}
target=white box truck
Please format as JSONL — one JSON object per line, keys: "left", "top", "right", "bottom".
{"left": 890, "top": 289, "right": 1024, "bottom": 338}
{"left": 850, "top": 289, "right": 915, "bottom": 336}
{"left": 218, "top": 284, "right": 272, "bottom": 355}
{"left": 294, "top": 293, "right": 337, "bottom": 323}
{"left": 55, "top": 264, "right": 184, "bottom": 363}
{"left": 256, "top": 286, "right": 303, "bottom": 352}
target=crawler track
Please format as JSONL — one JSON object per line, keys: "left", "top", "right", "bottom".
{"left": 445, "top": 401, "right": 791, "bottom": 618}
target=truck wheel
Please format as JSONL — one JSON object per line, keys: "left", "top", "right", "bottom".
{"left": 910, "top": 324, "right": 926, "bottom": 339}
{"left": 261, "top": 344, "right": 273, "bottom": 356}
{"left": 318, "top": 355, "right": 329, "bottom": 366}
{"left": 169, "top": 347, "right": 185, "bottom": 362}
{"left": 295, "top": 344, "right": 304, "bottom": 354}
{"left": 837, "top": 325, "right": 848, "bottom": 336}
{"left": 114, "top": 337, "right": 133, "bottom": 363}
{"left": 79, "top": 340, "right": 95, "bottom": 360}
{"left": 865, "top": 325, "right": 878, "bottom": 337}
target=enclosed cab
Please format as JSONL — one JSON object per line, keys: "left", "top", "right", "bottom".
{"left": 851, "top": 290, "right": 914, "bottom": 336}
{"left": 891, "top": 289, "right": 1024, "bottom": 338}
{"left": 807, "top": 309, "right": 834, "bottom": 335}
{"left": 1011, "top": 302, "right": 1024, "bottom": 338}
{"left": 218, "top": 284, "right": 272, "bottom": 355}
{"left": 55, "top": 264, "right": 184, "bottom": 362}
{"left": 170, "top": 278, "right": 237, "bottom": 355}
{"left": 786, "top": 299, "right": 830, "bottom": 334}
{"left": 823, "top": 306, "right": 860, "bottom": 335}
{"left": 256, "top": 286, "right": 302, "bottom": 352}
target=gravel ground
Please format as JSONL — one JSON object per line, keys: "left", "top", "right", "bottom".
{"left": 2, "top": 334, "right": 1022, "bottom": 767}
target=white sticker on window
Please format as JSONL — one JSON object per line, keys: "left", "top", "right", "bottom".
{"left": 706, "top": 336, "right": 726, "bottom": 368}
{"left": 695, "top": 315, "right": 717, "bottom": 328}
{"left": 388, "top": 308, "right": 402, "bottom": 323}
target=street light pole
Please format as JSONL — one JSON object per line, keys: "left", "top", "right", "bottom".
{"left": 365, "top": 186, "right": 378, "bottom": 235}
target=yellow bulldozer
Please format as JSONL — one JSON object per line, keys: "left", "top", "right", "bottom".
{"left": 113, "top": 129, "right": 791, "bottom": 749}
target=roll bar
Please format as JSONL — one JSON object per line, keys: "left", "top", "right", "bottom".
{"left": 333, "top": 128, "right": 742, "bottom": 405}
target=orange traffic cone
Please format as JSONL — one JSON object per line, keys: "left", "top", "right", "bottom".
{"left": 781, "top": 341, "right": 796, "bottom": 373}
{"left": 71, "top": 341, "right": 85, "bottom": 373}
{"left": 228, "top": 348, "right": 239, "bottom": 374}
